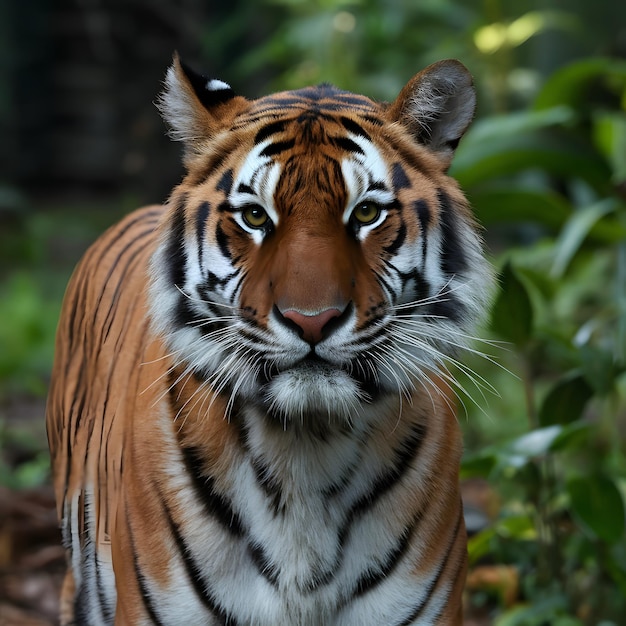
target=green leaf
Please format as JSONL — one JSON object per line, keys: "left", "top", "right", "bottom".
{"left": 469, "top": 188, "right": 571, "bottom": 231}
{"left": 490, "top": 262, "right": 533, "bottom": 347}
{"left": 495, "top": 513, "right": 536, "bottom": 540}
{"left": 506, "top": 425, "right": 563, "bottom": 463}
{"left": 534, "top": 57, "right": 626, "bottom": 111}
{"left": 453, "top": 133, "right": 610, "bottom": 192}
{"left": 461, "top": 451, "right": 497, "bottom": 478}
{"left": 494, "top": 595, "right": 574, "bottom": 626}
{"left": 593, "top": 112, "right": 626, "bottom": 184}
{"left": 550, "top": 199, "right": 618, "bottom": 278}
{"left": 550, "top": 422, "right": 593, "bottom": 452}
{"left": 567, "top": 474, "right": 626, "bottom": 543}
{"left": 461, "top": 106, "right": 576, "bottom": 144}
{"left": 579, "top": 345, "right": 620, "bottom": 395}
{"left": 467, "top": 527, "right": 496, "bottom": 564}
{"left": 451, "top": 108, "right": 611, "bottom": 192}
{"left": 538, "top": 373, "right": 593, "bottom": 426}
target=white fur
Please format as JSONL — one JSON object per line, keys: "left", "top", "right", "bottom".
{"left": 206, "top": 78, "right": 231, "bottom": 92}
{"left": 157, "top": 65, "right": 202, "bottom": 144}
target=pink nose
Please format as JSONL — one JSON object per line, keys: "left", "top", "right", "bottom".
{"left": 282, "top": 308, "right": 342, "bottom": 344}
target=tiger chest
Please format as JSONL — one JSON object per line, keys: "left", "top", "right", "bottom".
{"left": 130, "top": 401, "right": 431, "bottom": 626}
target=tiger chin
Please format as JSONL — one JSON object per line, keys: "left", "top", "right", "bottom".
{"left": 47, "top": 54, "right": 494, "bottom": 626}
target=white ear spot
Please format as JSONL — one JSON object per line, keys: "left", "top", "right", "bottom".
{"left": 206, "top": 79, "right": 232, "bottom": 92}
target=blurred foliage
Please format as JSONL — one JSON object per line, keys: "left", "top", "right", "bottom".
{"left": 457, "top": 41, "right": 626, "bottom": 626}
{"left": 1, "top": 0, "right": 625, "bottom": 622}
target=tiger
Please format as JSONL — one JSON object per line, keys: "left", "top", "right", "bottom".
{"left": 46, "top": 55, "right": 493, "bottom": 625}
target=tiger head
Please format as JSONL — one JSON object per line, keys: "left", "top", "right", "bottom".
{"left": 150, "top": 56, "right": 493, "bottom": 424}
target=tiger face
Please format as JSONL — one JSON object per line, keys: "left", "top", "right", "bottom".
{"left": 150, "top": 57, "right": 492, "bottom": 424}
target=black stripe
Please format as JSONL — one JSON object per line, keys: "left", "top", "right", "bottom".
{"left": 188, "top": 148, "right": 231, "bottom": 186}
{"left": 354, "top": 529, "right": 412, "bottom": 596}
{"left": 158, "top": 484, "right": 238, "bottom": 625}
{"left": 339, "top": 116, "right": 371, "bottom": 140}
{"left": 164, "top": 196, "right": 189, "bottom": 289}
{"left": 99, "top": 234, "right": 154, "bottom": 344}
{"left": 426, "top": 293, "right": 464, "bottom": 323}
{"left": 196, "top": 201, "right": 211, "bottom": 268}
{"left": 214, "top": 222, "right": 232, "bottom": 260}
{"left": 236, "top": 183, "right": 254, "bottom": 195}
{"left": 387, "top": 140, "right": 437, "bottom": 180}
{"left": 255, "top": 120, "right": 287, "bottom": 145}
{"left": 339, "top": 422, "right": 426, "bottom": 546}
{"left": 330, "top": 135, "right": 365, "bottom": 155}
{"left": 173, "top": 291, "right": 196, "bottom": 329}
{"left": 251, "top": 457, "right": 284, "bottom": 515}
{"left": 255, "top": 96, "right": 306, "bottom": 109}
{"left": 260, "top": 139, "right": 296, "bottom": 158}
{"left": 127, "top": 509, "right": 167, "bottom": 626}
{"left": 383, "top": 222, "right": 407, "bottom": 255}
{"left": 301, "top": 560, "right": 339, "bottom": 593}
{"left": 84, "top": 210, "right": 161, "bottom": 347}
{"left": 179, "top": 446, "right": 244, "bottom": 536}
{"left": 367, "top": 180, "right": 388, "bottom": 192}
{"left": 200, "top": 269, "right": 238, "bottom": 293}
{"left": 304, "top": 422, "right": 428, "bottom": 594}
{"left": 235, "top": 422, "right": 285, "bottom": 588}
{"left": 375, "top": 270, "right": 399, "bottom": 302}
{"left": 74, "top": 492, "right": 99, "bottom": 625}
{"left": 447, "top": 137, "right": 461, "bottom": 151}
{"left": 352, "top": 513, "right": 422, "bottom": 598}
{"left": 67, "top": 369, "right": 88, "bottom": 455}
{"left": 363, "top": 114, "right": 383, "bottom": 126}
{"left": 247, "top": 542, "right": 280, "bottom": 587}
{"left": 392, "top": 163, "right": 412, "bottom": 191}
{"left": 216, "top": 169, "right": 234, "bottom": 195}
{"left": 429, "top": 508, "right": 467, "bottom": 624}
{"left": 95, "top": 551, "right": 114, "bottom": 623}
{"left": 386, "top": 262, "right": 431, "bottom": 302}
{"left": 413, "top": 199, "right": 431, "bottom": 234}
{"left": 413, "top": 199, "right": 431, "bottom": 265}
{"left": 396, "top": 509, "right": 464, "bottom": 626}
{"left": 437, "top": 189, "right": 467, "bottom": 276}
{"left": 217, "top": 200, "right": 236, "bottom": 213}
{"left": 74, "top": 581, "right": 93, "bottom": 625}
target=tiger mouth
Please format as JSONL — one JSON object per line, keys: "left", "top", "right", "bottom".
{"left": 257, "top": 351, "right": 333, "bottom": 384}
{"left": 257, "top": 351, "right": 381, "bottom": 398}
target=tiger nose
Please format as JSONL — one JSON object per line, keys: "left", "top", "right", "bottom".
{"left": 281, "top": 307, "right": 343, "bottom": 345}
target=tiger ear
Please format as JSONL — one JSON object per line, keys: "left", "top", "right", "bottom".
{"left": 157, "top": 54, "right": 246, "bottom": 161}
{"left": 388, "top": 60, "right": 476, "bottom": 167}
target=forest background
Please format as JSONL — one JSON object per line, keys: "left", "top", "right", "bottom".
{"left": 1, "top": 0, "right": 625, "bottom": 624}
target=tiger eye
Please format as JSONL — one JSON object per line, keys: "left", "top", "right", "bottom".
{"left": 352, "top": 201, "right": 381, "bottom": 225}
{"left": 242, "top": 205, "right": 269, "bottom": 229}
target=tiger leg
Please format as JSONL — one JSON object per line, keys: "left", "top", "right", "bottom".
{"left": 59, "top": 567, "right": 76, "bottom": 625}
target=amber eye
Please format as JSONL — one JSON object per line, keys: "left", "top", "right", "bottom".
{"left": 352, "top": 201, "right": 381, "bottom": 226}
{"left": 242, "top": 205, "right": 270, "bottom": 229}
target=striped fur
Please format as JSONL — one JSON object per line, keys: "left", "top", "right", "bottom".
{"left": 46, "top": 57, "right": 493, "bottom": 625}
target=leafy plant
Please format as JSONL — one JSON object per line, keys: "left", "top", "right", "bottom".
{"left": 461, "top": 56, "right": 626, "bottom": 624}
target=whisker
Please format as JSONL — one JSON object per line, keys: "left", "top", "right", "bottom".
{"left": 174, "top": 284, "right": 240, "bottom": 311}
{"left": 390, "top": 319, "right": 515, "bottom": 382}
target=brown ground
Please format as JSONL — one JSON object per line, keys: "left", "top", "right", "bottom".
{"left": 0, "top": 485, "right": 63, "bottom": 626}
